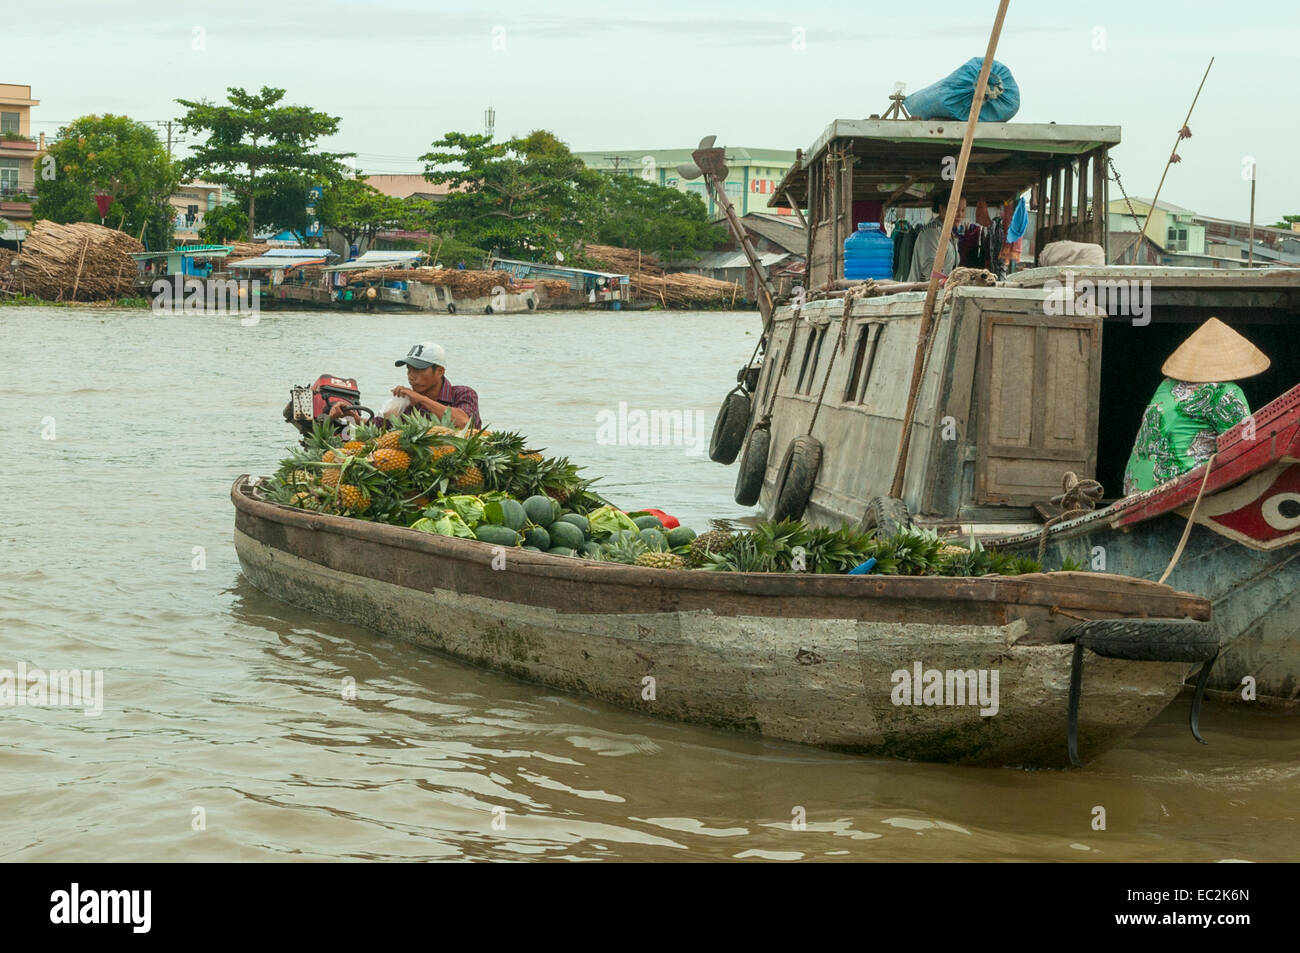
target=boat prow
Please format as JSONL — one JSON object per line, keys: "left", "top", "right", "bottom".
{"left": 232, "top": 476, "right": 1218, "bottom": 767}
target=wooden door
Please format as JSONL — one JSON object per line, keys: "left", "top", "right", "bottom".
{"left": 975, "top": 312, "right": 1102, "bottom": 505}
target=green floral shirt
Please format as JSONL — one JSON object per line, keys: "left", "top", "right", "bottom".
{"left": 1122, "top": 378, "right": 1250, "bottom": 495}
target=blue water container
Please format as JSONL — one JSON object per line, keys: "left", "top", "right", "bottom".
{"left": 843, "top": 222, "right": 893, "bottom": 280}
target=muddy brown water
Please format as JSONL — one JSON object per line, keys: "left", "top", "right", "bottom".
{"left": 3, "top": 305, "right": 1298, "bottom": 861}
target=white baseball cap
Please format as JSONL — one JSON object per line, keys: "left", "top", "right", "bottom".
{"left": 395, "top": 342, "right": 447, "bottom": 370}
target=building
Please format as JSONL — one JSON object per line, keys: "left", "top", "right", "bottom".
{"left": 363, "top": 174, "right": 451, "bottom": 202}
{"left": 573, "top": 147, "right": 798, "bottom": 218}
{"left": 1107, "top": 197, "right": 1206, "bottom": 255}
{"left": 169, "top": 182, "right": 234, "bottom": 243}
{"left": 0, "top": 83, "right": 41, "bottom": 237}
{"left": 667, "top": 212, "right": 806, "bottom": 299}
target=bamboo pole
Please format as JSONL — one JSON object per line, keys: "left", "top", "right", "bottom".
{"left": 888, "top": 0, "right": 1010, "bottom": 499}
{"left": 1133, "top": 57, "right": 1213, "bottom": 249}
{"left": 1248, "top": 166, "right": 1256, "bottom": 267}
{"left": 70, "top": 237, "right": 90, "bottom": 301}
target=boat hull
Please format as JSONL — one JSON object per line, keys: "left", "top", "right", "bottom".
{"left": 232, "top": 478, "right": 1209, "bottom": 767}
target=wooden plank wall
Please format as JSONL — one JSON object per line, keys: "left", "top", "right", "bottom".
{"left": 1034, "top": 146, "right": 1108, "bottom": 252}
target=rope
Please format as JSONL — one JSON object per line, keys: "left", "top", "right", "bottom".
{"left": 805, "top": 284, "right": 866, "bottom": 436}
{"left": 1108, "top": 156, "right": 1144, "bottom": 264}
{"left": 1158, "top": 453, "right": 1218, "bottom": 585}
{"left": 1037, "top": 471, "right": 1105, "bottom": 562}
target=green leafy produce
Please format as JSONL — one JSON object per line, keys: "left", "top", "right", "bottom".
{"left": 411, "top": 510, "right": 476, "bottom": 539}
{"left": 587, "top": 506, "right": 640, "bottom": 539}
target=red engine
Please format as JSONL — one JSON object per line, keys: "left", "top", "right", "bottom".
{"left": 284, "top": 374, "right": 369, "bottom": 438}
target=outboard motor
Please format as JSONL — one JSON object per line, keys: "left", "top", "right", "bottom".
{"left": 283, "top": 374, "right": 374, "bottom": 438}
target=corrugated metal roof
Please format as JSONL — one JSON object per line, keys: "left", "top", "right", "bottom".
{"left": 259, "top": 247, "right": 336, "bottom": 258}
{"left": 678, "top": 250, "right": 791, "bottom": 270}
{"left": 230, "top": 254, "right": 332, "bottom": 269}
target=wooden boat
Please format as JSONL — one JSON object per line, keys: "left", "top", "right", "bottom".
{"left": 232, "top": 475, "right": 1216, "bottom": 768}
{"left": 695, "top": 117, "right": 1300, "bottom": 708}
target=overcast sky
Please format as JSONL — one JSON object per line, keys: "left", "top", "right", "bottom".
{"left": 13, "top": 0, "right": 1298, "bottom": 222}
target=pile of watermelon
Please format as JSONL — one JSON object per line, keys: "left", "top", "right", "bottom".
{"left": 411, "top": 493, "right": 696, "bottom": 560}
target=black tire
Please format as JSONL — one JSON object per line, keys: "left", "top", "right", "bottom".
{"left": 859, "top": 496, "right": 911, "bottom": 537}
{"left": 1057, "top": 618, "right": 1222, "bottom": 663}
{"left": 709, "top": 390, "right": 751, "bottom": 464}
{"left": 771, "top": 435, "right": 822, "bottom": 521}
{"left": 484, "top": 304, "right": 495, "bottom": 315}
{"left": 526, "top": 296, "right": 537, "bottom": 310}
{"left": 734, "top": 425, "right": 770, "bottom": 506}
{"left": 447, "top": 303, "right": 457, "bottom": 314}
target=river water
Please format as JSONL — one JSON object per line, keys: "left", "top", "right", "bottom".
{"left": 3, "top": 305, "right": 1298, "bottom": 862}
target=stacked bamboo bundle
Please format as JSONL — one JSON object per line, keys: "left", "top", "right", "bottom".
{"left": 582, "top": 243, "right": 664, "bottom": 276}
{"left": 631, "top": 272, "right": 744, "bottom": 309}
{"left": 12, "top": 221, "right": 144, "bottom": 301}
{"left": 345, "top": 268, "right": 520, "bottom": 296}
{"left": 536, "top": 279, "right": 573, "bottom": 298}
{"left": 224, "top": 241, "right": 267, "bottom": 263}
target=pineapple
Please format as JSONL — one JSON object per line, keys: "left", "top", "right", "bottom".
{"left": 601, "top": 534, "right": 649, "bottom": 565}
{"left": 338, "top": 484, "right": 371, "bottom": 511}
{"left": 689, "top": 529, "right": 735, "bottom": 567}
{"left": 341, "top": 441, "right": 365, "bottom": 456}
{"left": 322, "top": 449, "right": 339, "bottom": 464}
{"left": 426, "top": 426, "right": 456, "bottom": 437}
{"left": 291, "top": 469, "right": 312, "bottom": 485}
{"left": 429, "top": 445, "right": 455, "bottom": 461}
{"left": 519, "top": 452, "right": 543, "bottom": 463}
{"left": 635, "top": 551, "right": 686, "bottom": 570}
{"left": 375, "top": 429, "right": 402, "bottom": 451}
{"left": 320, "top": 467, "right": 341, "bottom": 488}
{"left": 454, "top": 465, "right": 485, "bottom": 492}
{"left": 371, "top": 447, "right": 412, "bottom": 473}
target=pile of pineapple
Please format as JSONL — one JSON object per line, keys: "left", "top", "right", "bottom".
{"left": 262, "top": 415, "right": 1048, "bottom": 576}
{"left": 264, "top": 411, "right": 597, "bottom": 527}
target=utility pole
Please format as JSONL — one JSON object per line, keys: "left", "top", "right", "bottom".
{"left": 1248, "top": 162, "right": 1257, "bottom": 267}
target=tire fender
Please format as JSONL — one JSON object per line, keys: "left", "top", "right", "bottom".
{"left": 734, "top": 424, "right": 770, "bottom": 506}
{"left": 771, "top": 435, "right": 822, "bottom": 521}
{"left": 709, "top": 390, "right": 751, "bottom": 464}
{"left": 859, "top": 496, "right": 911, "bottom": 537}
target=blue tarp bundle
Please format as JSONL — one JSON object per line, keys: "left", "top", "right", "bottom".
{"left": 904, "top": 57, "right": 1020, "bottom": 122}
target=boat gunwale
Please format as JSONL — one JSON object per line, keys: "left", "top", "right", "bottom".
{"left": 232, "top": 476, "right": 1209, "bottom": 618}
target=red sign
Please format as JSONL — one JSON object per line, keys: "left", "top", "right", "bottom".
{"left": 94, "top": 193, "right": 113, "bottom": 217}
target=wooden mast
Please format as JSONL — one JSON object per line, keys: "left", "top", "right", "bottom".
{"left": 888, "top": 0, "right": 1011, "bottom": 499}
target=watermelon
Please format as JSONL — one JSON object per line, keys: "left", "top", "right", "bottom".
{"left": 547, "top": 520, "right": 585, "bottom": 550}
{"left": 497, "top": 498, "right": 527, "bottom": 531}
{"left": 633, "top": 514, "right": 663, "bottom": 531}
{"left": 557, "top": 513, "right": 590, "bottom": 536}
{"left": 523, "top": 495, "right": 555, "bottom": 527}
{"left": 665, "top": 526, "right": 697, "bottom": 548}
{"left": 547, "top": 546, "right": 577, "bottom": 557}
{"left": 578, "top": 541, "right": 603, "bottom": 558}
{"left": 523, "top": 526, "right": 551, "bottom": 550}
{"left": 638, "top": 528, "right": 667, "bottom": 550}
{"left": 522, "top": 545, "right": 542, "bottom": 552}
{"left": 474, "top": 524, "right": 520, "bottom": 546}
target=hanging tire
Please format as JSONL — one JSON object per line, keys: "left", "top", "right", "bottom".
{"left": 484, "top": 304, "right": 495, "bottom": 315}
{"left": 1056, "top": 618, "right": 1222, "bottom": 662}
{"left": 771, "top": 435, "right": 822, "bottom": 521}
{"left": 859, "top": 496, "right": 911, "bottom": 538}
{"left": 734, "top": 425, "right": 770, "bottom": 506}
{"left": 526, "top": 296, "right": 537, "bottom": 310}
{"left": 447, "top": 302, "right": 457, "bottom": 314}
{"left": 709, "top": 390, "right": 751, "bottom": 464}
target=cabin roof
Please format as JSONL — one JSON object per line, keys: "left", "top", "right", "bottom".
{"left": 770, "top": 119, "right": 1121, "bottom": 211}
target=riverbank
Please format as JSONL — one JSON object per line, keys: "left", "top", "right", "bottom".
{"left": 0, "top": 291, "right": 149, "bottom": 308}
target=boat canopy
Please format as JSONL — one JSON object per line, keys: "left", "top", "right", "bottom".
{"left": 768, "top": 119, "right": 1122, "bottom": 288}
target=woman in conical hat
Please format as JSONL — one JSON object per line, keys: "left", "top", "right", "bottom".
{"left": 1122, "top": 317, "right": 1270, "bottom": 495}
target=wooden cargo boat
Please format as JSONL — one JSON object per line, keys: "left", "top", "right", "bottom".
{"left": 695, "top": 118, "right": 1300, "bottom": 708}
{"left": 233, "top": 475, "right": 1216, "bottom": 768}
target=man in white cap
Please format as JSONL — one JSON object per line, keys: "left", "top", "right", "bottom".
{"left": 1122, "top": 317, "right": 1269, "bottom": 495}
{"left": 330, "top": 341, "right": 480, "bottom": 429}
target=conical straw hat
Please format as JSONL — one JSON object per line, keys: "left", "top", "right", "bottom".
{"left": 1162, "top": 317, "right": 1270, "bottom": 383}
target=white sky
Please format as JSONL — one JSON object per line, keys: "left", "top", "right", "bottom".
{"left": 12, "top": 0, "right": 1300, "bottom": 223}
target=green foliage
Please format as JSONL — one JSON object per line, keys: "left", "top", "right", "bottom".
{"left": 33, "top": 114, "right": 179, "bottom": 249}
{"left": 582, "top": 173, "right": 727, "bottom": 260}
{"left": 1268, "top": 214, "right": 1300, "bottom": 230}
{"left": 176, "top": 86, "right": 354, "bottom": 240}
{"left": 198, "top": 202, "right": 247, "bottom": 243}
{"left": 316, "top": 175, "right": 409, "bottom": 252}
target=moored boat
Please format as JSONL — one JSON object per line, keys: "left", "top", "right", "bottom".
{"left": 232, "top": 475, "right": 1216, "bottom": 767}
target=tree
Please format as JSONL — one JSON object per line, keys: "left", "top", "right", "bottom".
{"left": 316, "top": 176, "right": 408, "bottom": 253}
{"left": 420, "top": 130, "right": 592, "bottom": 259}
{"left": 33, "top": 114, "right": 179, "bottom": 249}
{"left": 176, "top": 86, "right": 354, "bottom": 240}
{"left": 198, "top": 202, "right": 247, "bottom": 243}
{"left": 1269, "top": 214, "right": 1300, "bottom": 231}
{"left": 586, "top": 174, "right": 727, "bottom": 259}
